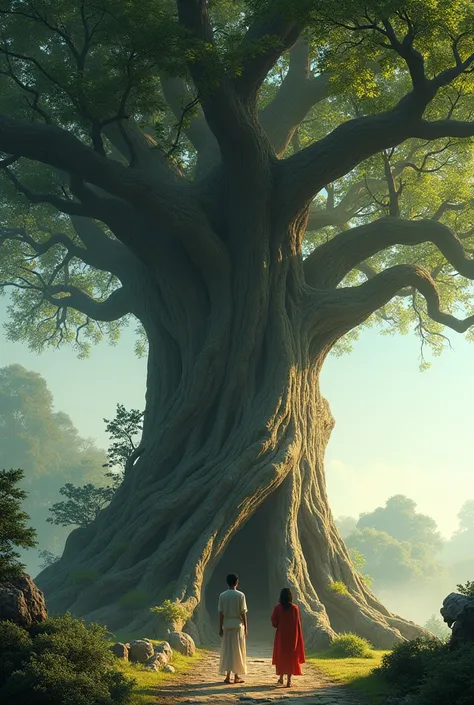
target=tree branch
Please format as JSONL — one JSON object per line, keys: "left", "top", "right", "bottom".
{"left": 259, "top": 40, "right": 330, "bottom": 156}
{"left": 160, "top": 75, "right": 217, "bottom": 159}
{"left": 42, "top": 284, "right": 131, "bottom": 321}
{"left": 232, "top": 15, "right": 300, "bottom": 103}
{"left": 279, "top": 55, "right": 474, "bottom": 220}
{"left": 304, "top": 217, "right": 474, "bottom": 289}
{"left": 318, "top": 264, "right": 474, "bottom": 337}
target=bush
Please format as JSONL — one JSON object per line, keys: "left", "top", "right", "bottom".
{"left": 328, "top": 632, "right": 374, "bottom": 658}
{"left": 328, "top": 581, "right": 349, "bottom": 596}
{"left": 150, "top": 598, "right": 190, "bottom": 624}
{"left": 414, "top": 644, "right": 474, "bottom": 705}
{"left": 0, "top": 613, "right": 135, "bottom": 705}
{"left": 376, "top": 636, "right": 443, "bottom": 695}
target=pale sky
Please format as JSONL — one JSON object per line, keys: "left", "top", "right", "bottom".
{"left": 1, "top": 299, "right": 472, "bottom": 539}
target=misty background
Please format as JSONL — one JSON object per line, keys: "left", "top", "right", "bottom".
{"left": 1, "top": 296, "right": 473, "bottom": 629}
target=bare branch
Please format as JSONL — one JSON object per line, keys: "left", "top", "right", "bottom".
{"left": 304, "top": 217, "right": 474, "bottom": 289}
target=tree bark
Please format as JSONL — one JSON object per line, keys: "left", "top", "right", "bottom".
{"left": 36, "top": 242, "right": 423, "bottom": 649}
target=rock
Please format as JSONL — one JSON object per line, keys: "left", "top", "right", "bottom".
{"left": 146, "top": 651, "right": 168, "bottom": 671}
{"left": 440, "top": 592, "right": 474, "bottom": 649}
{"left": 129, "top": 638, "right": 154, "bottom": 663}
{"left": 183, "top": 619, "right": 199, "bottom": 644}
{"left": 163, "top": 664, "right": 175, "bottom": 673}
{"left": 168, "top": 630, "right": 196, "bottom": 656}
{"left": 154, "top": 641, "right": 173, "bottom": 660}
{"left": 110, "top": 642, "right": 129, "bottom": 660}
{"left": 0, "top": 574, "right": 47, "bottom": 629}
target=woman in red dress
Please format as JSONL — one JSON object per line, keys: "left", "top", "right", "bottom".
{"left": 271, "top": 588, "right": 305, "bottom": 688}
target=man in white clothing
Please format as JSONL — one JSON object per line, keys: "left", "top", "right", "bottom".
{"left": 218, "top": 572, "right": 248, "bottom": 683}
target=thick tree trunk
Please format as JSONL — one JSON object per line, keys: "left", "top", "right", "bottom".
{"left": 37, "top": 270, "right": 422, "bottom": 648}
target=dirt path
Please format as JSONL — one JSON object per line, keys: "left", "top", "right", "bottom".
{"left": 158, "top": 645, "right": 366, "bottom": 705}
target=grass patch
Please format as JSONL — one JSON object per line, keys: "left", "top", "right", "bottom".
{"left": 309, "top": 650, "right": 390, "bottom": 704}
{"left": 115, "top": 651, "right": 201, "bottom": 705}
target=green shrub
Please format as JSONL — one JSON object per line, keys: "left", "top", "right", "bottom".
{"left": 457, "top": 580, "right": 474, "bottom": 597}
{"left": 150, "top": 599, "right": 190, "bottom": 624}
{"left": 328, "top": 633, "right": 374, "bottom": 658}
{"left": 328, "top": 581, "right": 349, "bottom": 596}
{"left": 68, "top": 568, "right": 101, "bottom": 588}
{"left": 0, "top": 622, "right": 33, "bottom": 685}
{"left": 414, "top": 644, "right": 474, "bottom": 705}
{"left": 119, "top": 589, "right": 150, "bottom": 612}
{"left": 376, "top": 636, "right": 443, "bottom": 695}
{"left": 0, "top": 613, "right": 135, "bottom": 705}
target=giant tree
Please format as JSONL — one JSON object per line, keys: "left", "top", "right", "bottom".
{"left": 2, "top": 0, "right": 474, "bottom": 647}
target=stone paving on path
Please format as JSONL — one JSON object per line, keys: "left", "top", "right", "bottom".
{"left": 157, "top": 644, "right": 366, "bottom": 705}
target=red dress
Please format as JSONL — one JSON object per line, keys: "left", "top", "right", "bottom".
{"left": 271, "top": 603, "right": 305, "bottom": 676}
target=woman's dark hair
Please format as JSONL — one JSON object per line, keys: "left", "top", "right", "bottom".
{"left": 279, "top": 587, "right": 293, "bottom": 609}
{"left": 227, "top": 573, "right": 239, "bottom": 587}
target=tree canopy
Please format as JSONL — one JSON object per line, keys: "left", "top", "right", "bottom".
{"left": 0, "top": 364, "right": 106, "bottom": 573}
{"left": 1, "top": 1, "right": 474, "bottom": 357}
{"left": 0, "top": 468, "right": 37, "bottom": 581}
{"left": 4, "top": 0, "right": 474, "bottom": 646}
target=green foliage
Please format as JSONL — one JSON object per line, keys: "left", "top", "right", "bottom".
{"left": 424, "top": 615, "right": 450, "bottom": 640}
{"left": 150, "top": 599, "right": 191, "bottom": 624}
{"left": 328, "top": 633, "right": 374, "bottom": 659}
{"left": 47, "top": 482, "right": 115, "bottom": 528}
{"left": 0, "top": 0, "right": 474, "bottom": 366}
{"left": 49, "top": 403, "right": 144, "bottom": 530}
{"left": 357, "top": 495, "right": 443, "bottom": 552}
{"left": 119, "top": 590, "right": 150, "bottom": 613}
{"left": 328, "top": 581, "right": 349, "bottom": 596}
{"left": 0, "top": 614, "right": 135, "bottom": 704}
{"left": 0, "top": 468, "right": 37, "bottom": 581}
{"left": 38, "top": 550, "right": 59, "bottom": 570}
{"left": 456, "top": 580, "right": 474, "bottom": 596}
{"left": 68, "top": 568, "right": 101, "bottom": 589}
{"left": 377, "top": 637, "right": 474, "bottom": 705}
{"left": 348, "top": 547, "right": 374, "bottom": 588}
{"left": 376, "top": 637, "right": 443, "bottom": 695}
{"left": 346, "top": 495, "right": 446, "bottom": 590}
{"left": 413, "top": 644, "right": 474, "bottom": 705}
{"left": 103, "top": 404, "right": 144, "bottom": 473}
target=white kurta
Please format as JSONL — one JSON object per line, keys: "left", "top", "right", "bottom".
{"left": 218, "top": 588, "right": 248, "bottom": 675}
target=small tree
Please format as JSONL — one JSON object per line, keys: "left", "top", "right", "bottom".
{"left": 47, "top": 483, "right": 116, "bottom": 529}
{"left": 457, "top": 580, "right": 474, "bottom": 597}
{"left": 48, "top": 404, "right": 143, "bottom": 528}
{"left": 0, "top": 469, "right": 37, "bottom": 581}
{"left": 103, "top": 404, "right": 144, "bottom": 474}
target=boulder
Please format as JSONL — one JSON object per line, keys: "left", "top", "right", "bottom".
{"left": 129, "top": 638, "right": 154, "bottom": 663}
{"left": 163, "top": 664, "right": 176, "bottom": 673}
{"left": 440, "top": 592, "right": 474, "bottom": 649}
{"left": 168, "top": 630, "right": 196, "bottom": 656}
{"left": 154, "top": 641, "right": 173, "bottom": 660}
{"left": 146, "top": 651, "right": 168, "bottom": 671}
{"left": 0, "top": 574, "right": 47, "bottom": 629}
{"left": 110, "top": 642, "right": 130, "bottom": 660}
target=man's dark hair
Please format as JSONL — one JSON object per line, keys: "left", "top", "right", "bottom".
{"left": 226, "top": 573, "right": 238, "bottom": 587}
